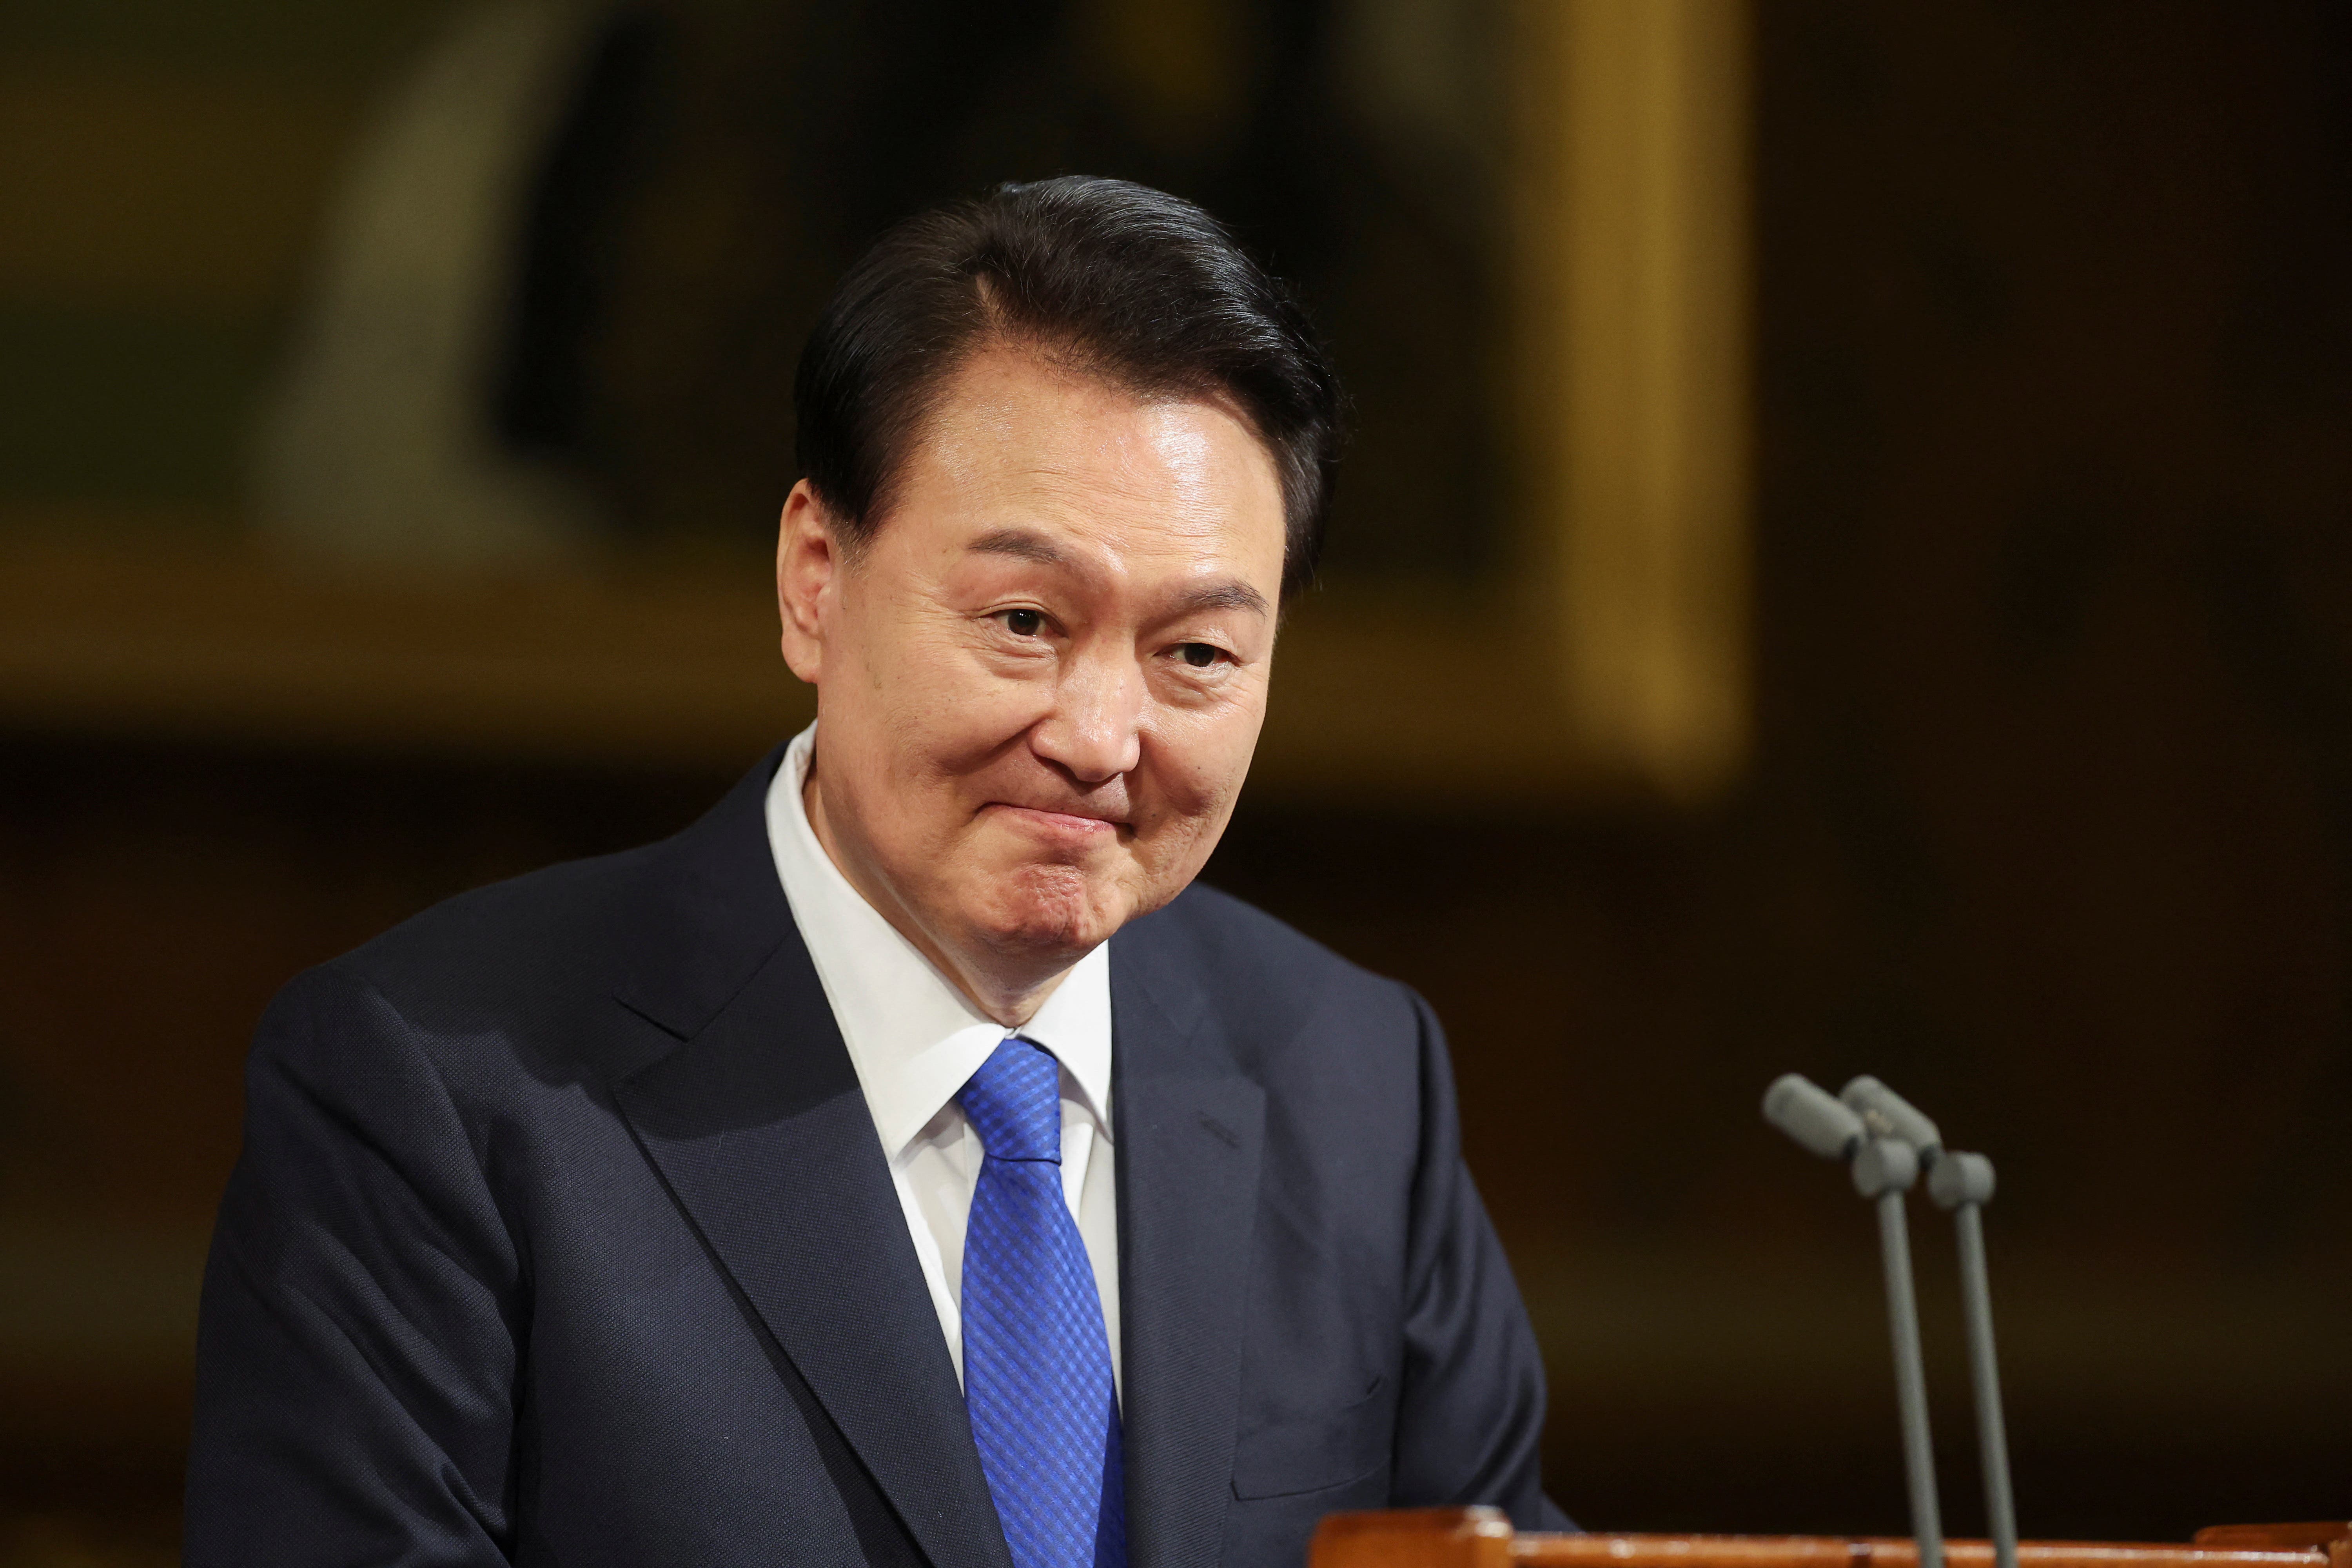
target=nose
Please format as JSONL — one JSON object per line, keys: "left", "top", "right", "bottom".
{"left": 1032, "top": 645, "right": 1144, "bottom": 786}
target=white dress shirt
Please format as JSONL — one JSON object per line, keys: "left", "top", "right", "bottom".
{"left": 764, "top": 724, "right": 1121, "bottom": 1392}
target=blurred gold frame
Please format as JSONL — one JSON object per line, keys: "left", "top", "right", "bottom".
{"left": 0, "top": 0, "right": 1749, "bottom": 808}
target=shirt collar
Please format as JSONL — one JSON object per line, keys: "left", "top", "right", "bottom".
{"left": 764, "top": 724, "right": 1114, "bottom": 1159}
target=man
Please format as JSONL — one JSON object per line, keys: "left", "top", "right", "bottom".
{"left": 189, "top": 176, "right": 1563, "bottom": 1568}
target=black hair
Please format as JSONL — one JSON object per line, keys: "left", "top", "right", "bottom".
{"left": 793, "top": 176, "right": 1342, "bottom": 598}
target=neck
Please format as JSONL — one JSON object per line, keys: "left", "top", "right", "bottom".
{"left": 803, "top": 765, "right": 1071, "bottom": 1028}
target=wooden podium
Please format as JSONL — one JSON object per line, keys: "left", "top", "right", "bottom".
{"left": 1310, "top": 1511, "right": 2352, "bottom": 1568}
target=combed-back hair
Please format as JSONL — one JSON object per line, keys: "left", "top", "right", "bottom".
{"left": 793, "top": 176, "right": 1343, "bottom": 599}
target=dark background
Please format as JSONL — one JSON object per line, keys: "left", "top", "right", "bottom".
{"left": 3, "top": 2, "right": 2350, "bottom": 1563}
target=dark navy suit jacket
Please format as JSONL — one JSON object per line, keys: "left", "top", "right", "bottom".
{"left": 186, "top": 749, "right": 1563, "bottom": 1567}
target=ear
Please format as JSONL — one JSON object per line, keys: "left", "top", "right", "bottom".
{"left": 776, "top": 479, "right": 840, "bottom": 684}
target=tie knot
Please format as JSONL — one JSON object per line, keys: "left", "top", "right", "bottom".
{"left": 956, "top": 1037, "right": 1063, "bottom": 1163}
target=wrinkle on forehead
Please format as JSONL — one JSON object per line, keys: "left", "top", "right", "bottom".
{"left": 967, "top": 525, "right": 1272, "bottom": 617}
{"left": 898, "top": 345, "right": 1286, "bottom": 578}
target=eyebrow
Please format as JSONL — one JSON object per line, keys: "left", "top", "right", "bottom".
{"left": 1167, "top": 580, "right": 1270, "bottom": 617}
{"left": 969, "top": 528, "right": 1071, "bottom": 568}
{"left": 968, "top": 527, "right": 1272, "bottom": 618}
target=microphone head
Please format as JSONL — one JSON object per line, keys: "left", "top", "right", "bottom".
{"left": 1763, "top": 1073, "right": 1866, "bottom": 1161}
{"left": 1839, "top": 1075, "right": 1944, "bottom": 1160}
{"left": 1851, "top": 1136, "right": 1920, "bottom": 1198}
{"left": 1928, "top": 1149, "right": 1996, "bottom": 1209}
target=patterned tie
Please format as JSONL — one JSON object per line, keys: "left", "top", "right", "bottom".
{"left": 956, "top": 1036, "right": 1127, "bottom": 1568}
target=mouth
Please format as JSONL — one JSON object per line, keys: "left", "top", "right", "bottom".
{"left": 986, "top": 802, "right": 1130, "bottom": 840}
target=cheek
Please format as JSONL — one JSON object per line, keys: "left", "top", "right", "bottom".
{"left": 1132, "top": 694, "right": 1265, "bottom": 855}
{"left": 864, "top": 624, "right": 1046, "bottom": 772}
{"left": 1170, "top": 680, "right": 1268, "bottom": 787}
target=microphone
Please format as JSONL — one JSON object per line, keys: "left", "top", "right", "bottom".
{"left": 1840, "top": 1074, "right": 1942, "bottom": 1158}
{"left": 1762, "top": 1074, "right": 1943, "bottom": 1568}
{"left": 1762, "top": 1072, "right": 1864, "bottom": 1159}
{"left": 1840, "top": 1079, "right": 2018, "bottom": 1568}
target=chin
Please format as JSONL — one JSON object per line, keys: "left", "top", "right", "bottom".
{"left": 973, "top": 862, "right": 1127, "bottom": 962}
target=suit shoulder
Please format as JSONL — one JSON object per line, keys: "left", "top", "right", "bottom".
{"left": 1126, "top": 884, "right": 1433, "bottom": 1131}
{"left": 335, "top": 844, "right": 659, "bottom": 1005}
{"left": 240, "top": 840, "right": 679, "bottom": 1118}
{"left": 1138, "top": 880, "right": 1418, "bottom": 1021}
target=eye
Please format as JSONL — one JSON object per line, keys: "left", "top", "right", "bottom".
{"left": 1179, "top": 642, "right": 1222, "bottom": 669}
{"left": 1001, "top": 608, "right": 1044, "bottom": 637}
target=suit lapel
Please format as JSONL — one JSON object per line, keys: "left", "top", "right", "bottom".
{"left": 606, "top": 752, "right": 1009, "bottom": 1568}
{"left": 605, "top": 753, "right": 1268, "bottom": 1568}
{"left": 1112, "top": 931, "right": 1266, "bottom": 1568}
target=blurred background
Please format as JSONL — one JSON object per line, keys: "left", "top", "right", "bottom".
{"left": 3, "top": 0, "right": 2350, "bottom": 1562}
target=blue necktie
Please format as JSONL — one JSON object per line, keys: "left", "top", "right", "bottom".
{"left": 956, "top": 1036, "right": 1127, "bottom": 1568}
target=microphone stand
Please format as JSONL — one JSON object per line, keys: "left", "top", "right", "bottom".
{"left": 1853, "top": 1134, "right": 1943, "bottom": 1568}
{"left": 1762, "top": 1075, "right": 1945, "bottom": 1568}
{"left": 1841, "top": 1077, "right": 2017, "bottom": 1568}
{"left": 1931, "top": 1151, "right": 2016, "bottom": 1568}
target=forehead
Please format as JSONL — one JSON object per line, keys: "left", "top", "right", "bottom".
{"left": 882, "top": 344, "right": 1287, "bottom": 581}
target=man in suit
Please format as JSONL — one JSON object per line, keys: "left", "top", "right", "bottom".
{"left": 188, "top": 176, "right": 1564, "bottom": 1568}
